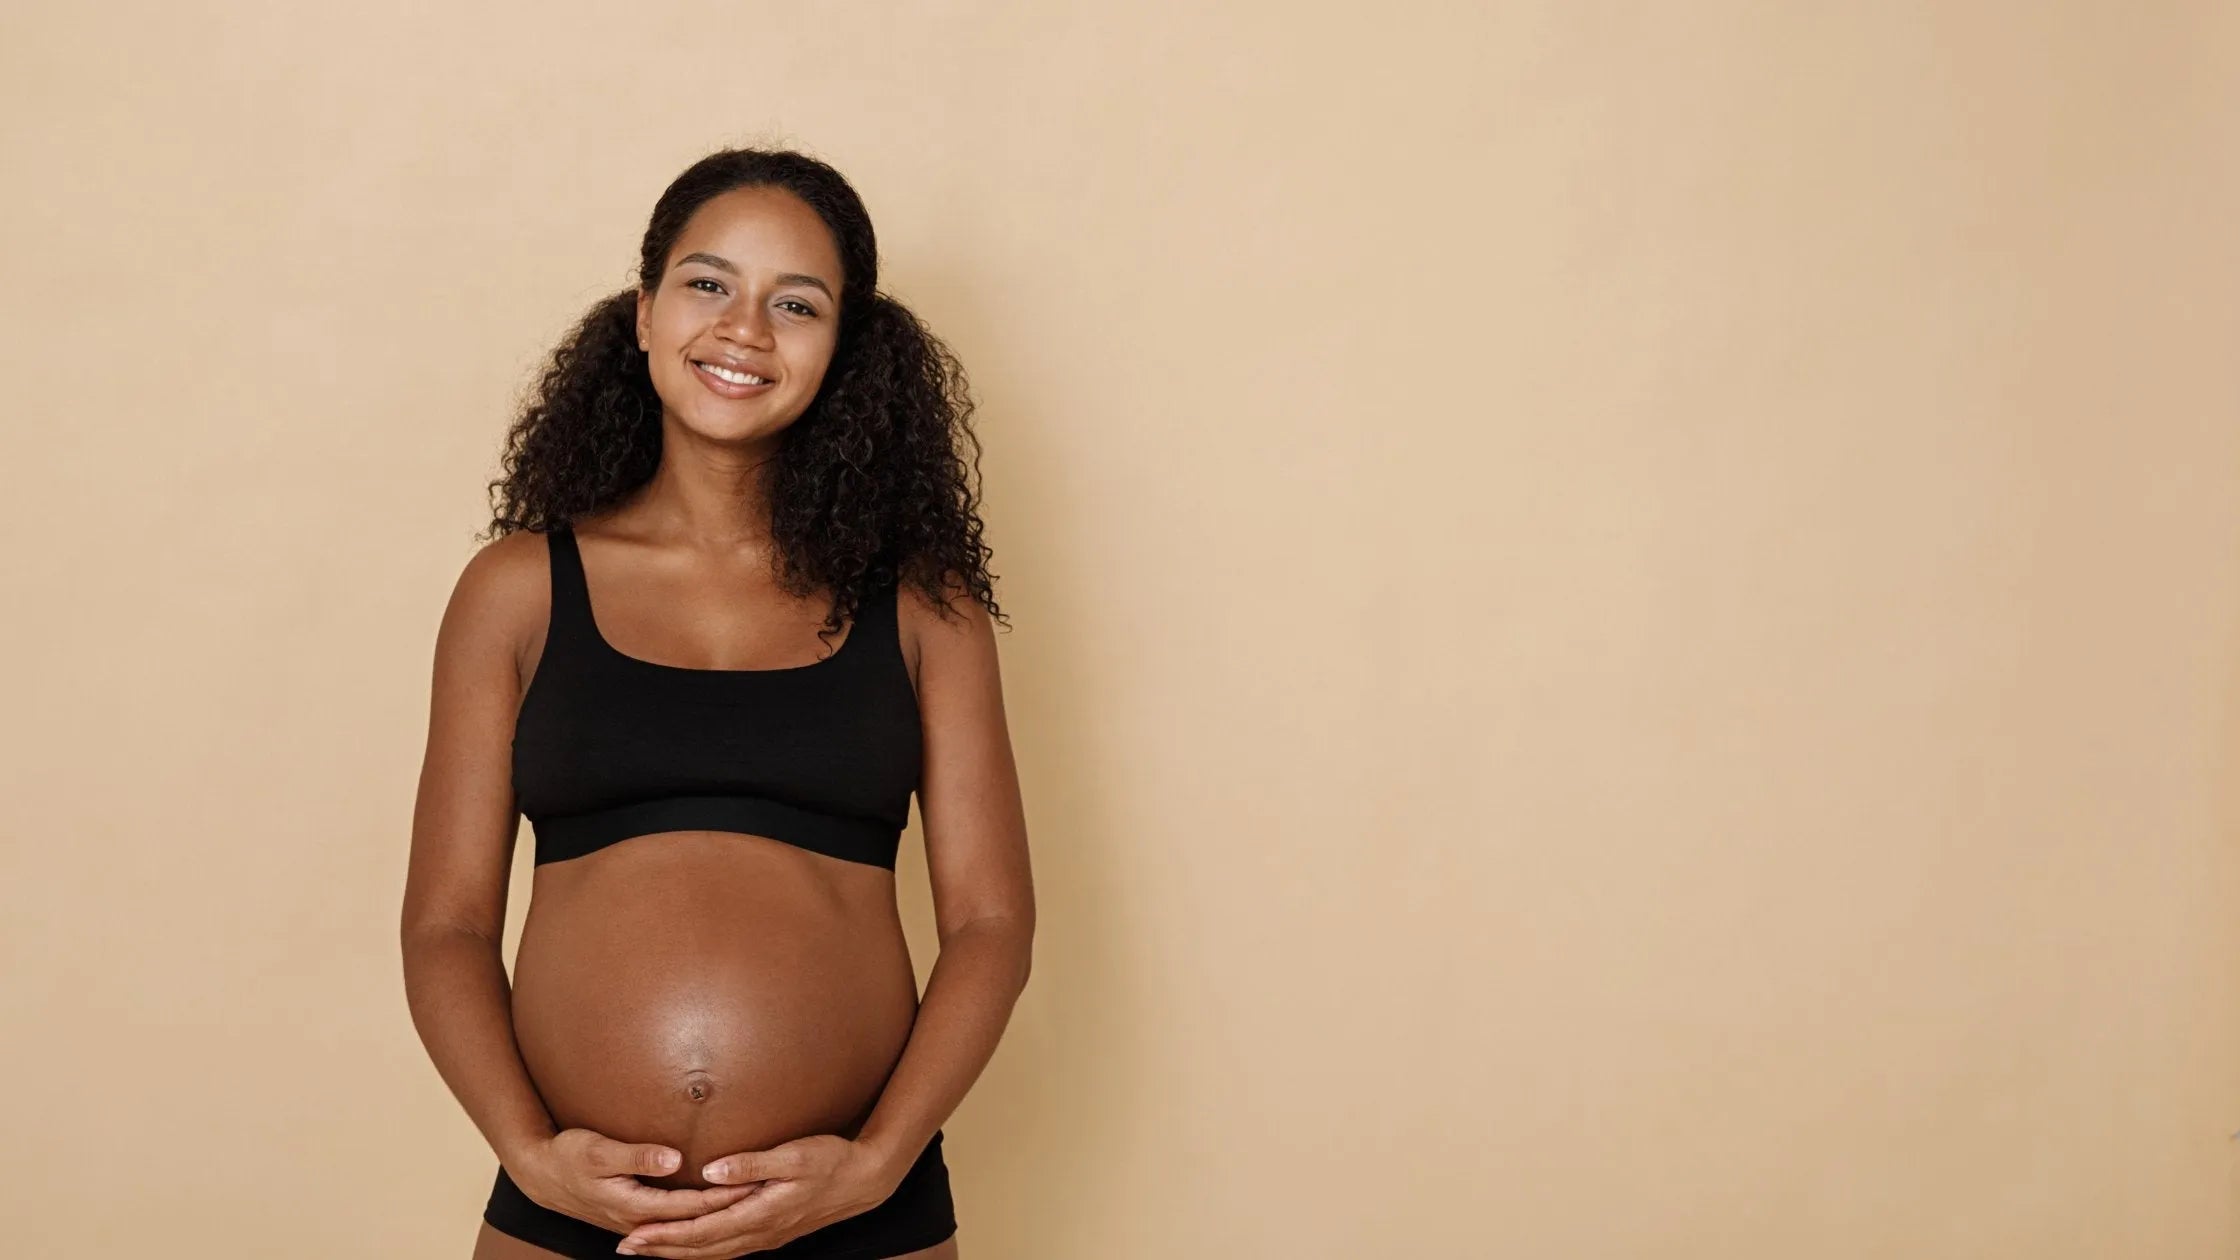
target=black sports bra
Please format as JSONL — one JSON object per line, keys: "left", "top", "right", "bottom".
{"left": 510, "top": 525, "right": 922, "bottom": 869}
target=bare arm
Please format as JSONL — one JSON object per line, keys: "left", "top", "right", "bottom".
{"left": 398, "top": 534, "right": 558, "bottom": 1170}
{"left": 852, "top": 576, "right": 1037, "bottom": 1182}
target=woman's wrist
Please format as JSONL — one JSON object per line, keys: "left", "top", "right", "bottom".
{"left": 850, "top": 1126, "right": 929, "bottom": 1193}
{"left": 494, "top": 1123, "right": 560, "bottom": 1173}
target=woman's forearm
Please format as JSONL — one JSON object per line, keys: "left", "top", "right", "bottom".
{"left": 401, "top": 925, "right": 558, "bottom": 1168}
{"left": 852, "top": 915, "right": 1033, "bottom": 1182}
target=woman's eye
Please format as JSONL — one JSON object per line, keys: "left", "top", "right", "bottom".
{"left": 687, "top": 277, "right": 724, "bottom": 294}
{"left": 778, "top": 299, "right": 816, "bottom": 317}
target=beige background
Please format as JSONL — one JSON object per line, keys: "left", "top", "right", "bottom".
{"left": 4, "top": 3, "right": 2237, "bottom": 1256}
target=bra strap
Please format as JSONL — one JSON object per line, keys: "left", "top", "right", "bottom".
{"left": 542, "top": 524, "right": 598, "bottom": 650}
{"left": 849, "top": 572, "right": 906, "bottom": 672}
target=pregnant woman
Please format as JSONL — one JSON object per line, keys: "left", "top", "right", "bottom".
{"left": 401, "top": 146, "right": 1034, "bottom": 1260}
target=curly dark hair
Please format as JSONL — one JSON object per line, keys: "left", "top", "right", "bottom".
{"left": 479, "top": 145, "right": 1004, "bottom": 636}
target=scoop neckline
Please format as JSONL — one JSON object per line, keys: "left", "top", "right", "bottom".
{"left": 567, "top": 527, "right": 863, "bottom": 676}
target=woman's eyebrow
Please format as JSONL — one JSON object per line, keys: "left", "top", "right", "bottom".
{"left": 673, "top": 251, "right": 833, "bottom": 298}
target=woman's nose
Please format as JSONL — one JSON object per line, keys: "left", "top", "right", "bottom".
{"left": 715, "top": 303, "right": 773, "bottom": 345}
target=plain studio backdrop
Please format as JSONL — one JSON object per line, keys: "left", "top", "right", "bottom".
{"left": 3, "top": 3, "right": 2237, "bottom": 1256}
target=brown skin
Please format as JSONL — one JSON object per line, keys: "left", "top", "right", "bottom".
{"left": 403, "top": 186, "right": 1033, "bottom": 1260}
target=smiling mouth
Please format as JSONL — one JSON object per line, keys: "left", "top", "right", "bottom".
{"left": 693, "top": 360, "right": 773, "bottom": 386}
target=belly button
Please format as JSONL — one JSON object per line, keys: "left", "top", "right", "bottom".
{"left": 683, "top": 1070, "right": 715, "bottom": 1103}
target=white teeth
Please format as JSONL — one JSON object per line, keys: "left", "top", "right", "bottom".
{"left": 698, "top": 362, "right": 769, "bottom": 386}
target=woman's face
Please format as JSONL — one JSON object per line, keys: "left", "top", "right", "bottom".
{"left": 635, "top": 185, "right": 845, "bottom": 452}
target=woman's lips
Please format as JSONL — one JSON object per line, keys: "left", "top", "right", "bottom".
{"left": 692, "top": 360, "right": 776, "bottom": 399}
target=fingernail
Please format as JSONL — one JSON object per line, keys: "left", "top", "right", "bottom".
{"left": 702, "top": 1162, "right": 723, "bottom": 1180}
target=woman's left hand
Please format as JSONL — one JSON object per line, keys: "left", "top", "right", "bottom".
{"left": 614, "top": 1134, "right": 898, "bottom": 1258}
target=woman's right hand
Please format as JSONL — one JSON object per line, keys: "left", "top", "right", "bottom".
{"left": 509, "top": 1128, "right": 759, "bottom": 1234}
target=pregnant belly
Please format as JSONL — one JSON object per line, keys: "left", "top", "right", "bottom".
{"left": 509, "top": 831, "right": 921, "bottom": 1190}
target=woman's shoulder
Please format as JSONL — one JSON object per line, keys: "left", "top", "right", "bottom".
{"left": 897, "top": 565, "right": 990, "bottom": 620}
{"left": 436, "top": 527, "right": 556, "bottom": 663}
{"left": 458, "top": 524, "right": 554, "bottom": 593}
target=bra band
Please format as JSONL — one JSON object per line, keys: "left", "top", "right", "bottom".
{"left": 532, "top": 793, "right": 900, "bottom": 868}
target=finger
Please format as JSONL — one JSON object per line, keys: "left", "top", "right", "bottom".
{"left": 702, "top": 1142, "right": 809, "bottom": 1185}
{"left": 622, "top": 1240, "right": 752, "bottom": 1260}
{"left": 618, "top": 1186, "right": 779, "bottom": 1251}
{"left": 607, "top": 1179, "right": 757, "bottom": 1221}
{"left": 623, "top": 1231, "right": 770, "bottom": 1260}
{"left": 595, "top": 1139, "right": 683, "bottom": 1178}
